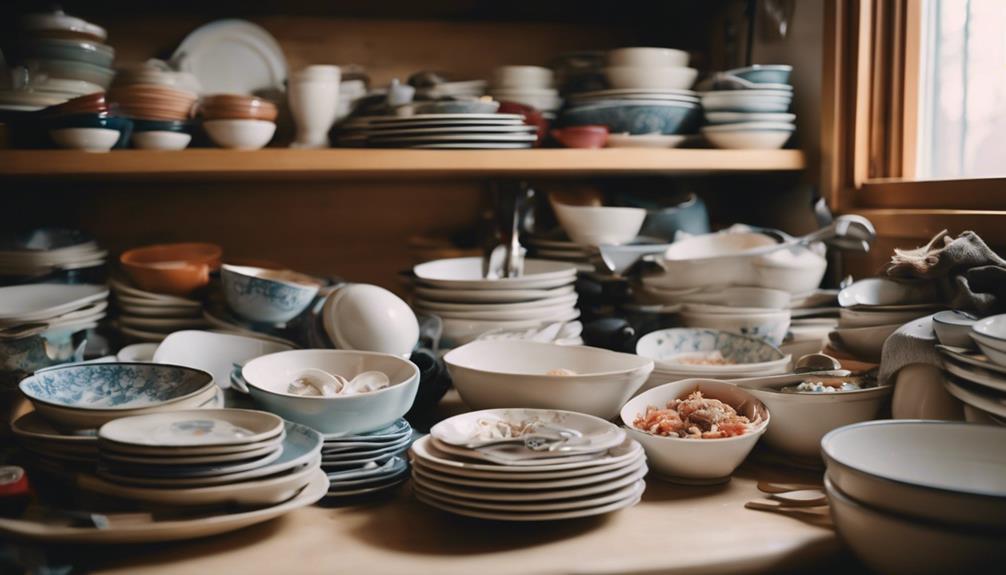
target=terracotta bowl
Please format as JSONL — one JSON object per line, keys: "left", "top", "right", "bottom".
{"left": 120, "top": 242, "right": 223, "bottom": 297}
{"left": 45, "top": 93, "right": 108, "bottom": 117}
{"left": 551, "top": 125, "right": 609, "bottom": 148}
{"left": 200, "top": 95, "right": 278, "bottom": 122}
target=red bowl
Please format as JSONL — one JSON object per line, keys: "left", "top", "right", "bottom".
{"left": 551, "top": 125, "right": 609, "bottom": 149}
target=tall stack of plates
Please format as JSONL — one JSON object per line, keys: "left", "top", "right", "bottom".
{"left": 11, "top": 411, "right": 99, "bottom": 467}
{"left": 321, "top": 419, "right": 414, "bottom": 498}
{"left": 938, "top": 314, "right": 1006, "bottom": 426}
{"left": 0, "top": 228, "right": 106, "bottom": 283}
{"left": 412, "top": 257, "right": 580, "bottom": 347}
{"left": 0, "top": 284, "right": 108, "bottom": 340}
{"left": 111, "top": 277, "right": 206, "bottom": 342}
{"left": 89, "top": 410, "right": 324, "bottom": 504}
{"left": 410, "top": 409, "right": 646, "bottom": 521}
{"left": 336, "top": 114, "right": 538, "bottom": 149}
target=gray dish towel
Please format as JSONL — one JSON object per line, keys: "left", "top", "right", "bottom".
{"left": 879, "top": 315, "right": 943, "bottom": 386}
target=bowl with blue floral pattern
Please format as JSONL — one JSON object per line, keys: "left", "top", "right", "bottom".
{"left": 221, "top": 264, "right": 321, "bottom": 325}
{"left": 559, "top": 100, "right": 700, "bottom": 135}
{"left": 636, "top": 328, "right": 787, "bottom": 373}
{"left": 19, "top": 362, "right": 217, "bottom": 430}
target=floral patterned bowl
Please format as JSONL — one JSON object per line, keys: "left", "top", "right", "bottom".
{"left": 635, "top": 328, "right": 788, "bottom": 372}
{"left": 19, "top": 362, "right": 216, "bottom": 430}
{"left": 221, "top": 264, "right": 320, "bottom": 325}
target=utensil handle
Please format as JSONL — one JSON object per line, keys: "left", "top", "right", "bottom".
{"left": 229, "top": 364, "right": 251, "bottom": 394}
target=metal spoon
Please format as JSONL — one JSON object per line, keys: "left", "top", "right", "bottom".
{"left": 794, "top": 353, "right": 843, "bottom": 374}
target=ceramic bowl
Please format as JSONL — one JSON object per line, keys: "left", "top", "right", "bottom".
{"left": 725, "top": 65, "right": 793, "bottom": 85}
{"left": 970, "top": 314, "right": 1006, "bottom": 364}
{"left": 491, "top": 66, "right": 554, "bottom": 89}
{"left": 23, "top": 38, "right": 115, "bottom": 68}
{"left": 837, "top": 277, "right": 940, "bottom": 308}
{"left": 603, "top": 66, "right": 698, "bottom": 90}
{"left": 221, "top": 264, "right": 320, "bottom": 324}
{"left": 702, "top": 125, "right": 794, "bottom": 149}
{"left": 444, "top": 340, "right": 653, "bottom": 419}
{"left": 823, "top": 420, "right": 1006, "bottom": 528}
{"left": 238, "top": 349, "right": 420, "bottom": 435}
{"left": 752, "top": 247, "right": 828, "bottom": 293}
{"left": 560, "top": 100, "right": 700, "bottom": 135}
{"left": 24, "top": 58, "right": 115, "bottom": 89}
{"left": 839, "top": 307, "right": 930, "bottom": 329}
{"left": 19, "top": 362, "right": 215, "bottom": 430}
{"left": 701, "top": 90, "right": 793, "bottom": 113}
{"left": 607, "top": 47, "right": 689, "bottom": 68}
{"left": 932, "top": 311, "right": 977, "bottom": 348}
{"left": 738, "top": 374, "right": 892, "bottom": 458}
{"left": 635, "top": 194, "right": 710, "bottom": 240}
{"left": 635, "top": 327, "right": 788, "bottom": 372}
{"left": 200, "top": 95, "right": 279, "bottom": 122}
{"left": 49, "top": 127, "right": 119, "bottom": 151}
{"left": 204, "top": 119, "right": 276, "bottom": 150}
{"left": 119, "top": 242, "right": 222, "bottom": 297}
{"left": 654, "top": 232, "right": 777, "bottom": 288}
{"left": 131, "top": 130, "right": 191, "bottom": 150}
{"left": 551, "top": 202, "right": 646, "bottom": 246}
{"left": 620, "top": 379, "right": 768, "bottom": 483}
{"left": 679, "top": 308, "right": 791, "bottom": 346}
{"left": 154, "top": 330, "right": 295, "bottom": 390}
{"left": 550, "top": 125, "right": 608, "bottom": 148}
{"left": 322, "top": 284, "right": 420, "bottom": 358}
{"left": 829, "top": 323, "right": 901, "bottom": 363}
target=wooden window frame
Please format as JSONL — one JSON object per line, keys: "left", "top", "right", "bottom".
{"left": 821, "top": 0, "right": 1006, "bottom": 248}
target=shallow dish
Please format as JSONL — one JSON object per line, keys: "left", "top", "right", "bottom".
{"left": 98, "top": 408, "right": 284, "bottom": 447}
{"left": 238, "top": 349, "right": 420, "bottom": 435}
{"left": 431, "top": 408, "right": 625, "bottom": 453}
{"left": 221, "top": 264, "right": 319, "bottom": 324}
{"left": 823, "top": 420, "right": 1006, "bottom": 529}
{"left": 635, "top": 328, "right": 787, "bottom": 372}
{"left": 943, "top": 377, "right": 1006, "bottom": 418}
{"left": 702, "top": 126, "right": 792, "bottom": 150}
{"left": 620, "top": 379, "right": 768, "bottom": 484}
{"left": 444, "top": 340, "right": 653, "bottom": 419}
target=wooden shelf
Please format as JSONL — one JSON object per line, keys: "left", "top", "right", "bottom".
{"left": 0, "top": 149, "right": 806, "bottom": 181}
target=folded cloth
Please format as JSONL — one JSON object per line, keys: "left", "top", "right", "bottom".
{"left": 878, "top": 315, "right": 943, "bottom": 387}
{"left": 886, "top": 230, "right": 1006, "bottom": 314}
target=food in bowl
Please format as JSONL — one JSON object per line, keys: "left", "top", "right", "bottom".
{"left": 544, "top": 368, "right": 577, "bottom": 376}
{"left": 286, "top": 369, "right": 390, "bottom": 397}
{"left": 667, "top": 350, "right": 735, "bottom": 366}
{"left": 633, "top": 391, "right": 758, "bottom": 439}
{"left": 783, "top": 379, "right": 867, "bottom": 393}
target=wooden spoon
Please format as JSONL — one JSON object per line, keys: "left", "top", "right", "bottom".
{"left": 770, "top": 489, "right": 827, "bottom": 507}
{"left": 757, "top": 481, "right": 824, "bottom": 494}
{"left": 745, "top": 499, "right": 831, "bottom": 517}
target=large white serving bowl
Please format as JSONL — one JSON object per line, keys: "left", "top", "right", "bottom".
{"left": 238, "top": 350, "right": 420, "bottom": 436}
{"left": 825, "top": 476, "right": 1006, "bottom": 575}
{"left": 620, "top": 379, "right": 768, "bottom": 484}
{"left": 414, "top": 257, "right": 577, "bottom": 290}
{"left": 737, "top": 374, "right": 892, "bottom": 458}
{"left": 444, "top": 340, "right": 653, "bottom": 419}
{"left": 153, "top": 330, "right": 294, "bottom": 390}
{"left": 822, "top": 420, "right": 1006, "bottom": 528}
{"left": 607, "top": 47, "right": 689, "bottom": 68}
{"left": 604, "top": 66, "right": 698, "bottom": 90}
{"left": 203, "top": 119, "right": 276, "bottom": 150}
{"left": 551, "top": 203, "right": 646, "bottom": 246}
{"left": 650, "top": 232, "right": 777, "bottom": 289}
{"left": 679, "top": 307, "right": 791, "bottom": 346}
{"left": 635, "top": 327, "right": 788, "bottom": 372}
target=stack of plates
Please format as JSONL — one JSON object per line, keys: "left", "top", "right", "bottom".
{"left": 413, "top": 80, "right": 487, "bottom": 101}
{"left": 412, "top": 257, "right": 580, "bottom": 347}
{"left": 411, "top": 409, "right": 646, "bottom": 521}
{"left": 0, "top": 284, "right": 108, "bottom": 340}
{"left": 526, "top": 233, "right": 669, "bottom": 275}
{"left": 937, "top": 314, "right": 1006, "bottom": 425}
{"left": 90, "top": 410, "right": 324, "bottom": 506}
{"left": 321, "top": 419, "right": 414, "bottom": 498}
{"left": 11, "top": 411, "right": 99, "bottom": 466}
{"left": 111, "top": 277, "right": 206, "bottom": 342}
{"left": 0, "top": 228, "right": 106, "bottom": 281}
{"left": 337, "top": 114, "right": 538, "bottom": 149}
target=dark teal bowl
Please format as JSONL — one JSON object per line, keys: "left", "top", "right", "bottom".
{"left": 559, "top": 101, "right": 700, "bottom": 135}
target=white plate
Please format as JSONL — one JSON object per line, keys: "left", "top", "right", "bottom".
{"left": 326, "top": 475, "right": 408, "bottom": 497}
{"left": 320, "top": 419, "right": 412, "bottom": 443}
{"left": 442, "top": 310, "right": 581, "bottom": 345}
{"left": 11, "top": 411, "right": 97, "bottom": 445}
{"left": 115, "top": 294, "right": 201, "bottom": 309}
{"left": 412, "top": 456, "right": 644, "bottom": 493}
{"left": 414, "top": 485, "right": 641, "bottom": 521}
{"left": 942, "top": 359, "right": 1006, "bottom": 393}
{"left": 365, "top": 125, "right": 537, "bottom": 136}
{"left": 326, "top": 456, "right": 408, "bottom": 482}
{"left": 173, "top": 19, "right": 286, "bottom": 95}
{"left": 101, "top": 442, "right": 282, "bottom": 466}
{"left": 100, "top": 431, "right": 286, "bottom": 457}
{"left": 369, "top": 133, "right": 538, "bottom": 142}
{"left": 110, "top": 278, "right": 200, "bottom": 304}
{"left": 0, "top": 469, "right": 328, "bottom": 543}
{"left": 0, "top": 284, "right": 108, "bottom": 323}
{"left": 413, "top": 292, "right": 578, "bottom": 313}
{"left": 837, "top": 278, "right": 939, "bottom": 308}
{"left": 410, "top": 435, "right": 641, "bottom": 473}
{"left": 413, "top": 449, "right": 643, "bottom": 481}
{"left": 417, "top": 302, "right": 577, "bottom": 322}
{"left": 367, "top": 114, "right": 524, "bottom": 123}
{"left": 416, "top": 478, "right": 644, "bottom": 513}
{"left": 414, "top": 257, "right": 577, "bottom": 290}
{"left": 99, "top": 409, "right": 285, "bottom": 448}
{"left": 413, "top": 284, "right": 575, "bottom": 303}
{"left": 431, "top": 408, "right": 625, "bottom": 452}
{"left": 944, "top": 378, "right": 1006, "bottom": 418}
{"left": 705, "top": 112, "right": 797, "bottom": 124}
{"left": 936, "top": 345, "right": 1006, "bottom": 376}
{"left": 407, "top": 143, "right": 534, "bottom": 149}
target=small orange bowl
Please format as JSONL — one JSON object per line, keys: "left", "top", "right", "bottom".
{"left": 120, "top": 242, "right": 222, "bottom": 296}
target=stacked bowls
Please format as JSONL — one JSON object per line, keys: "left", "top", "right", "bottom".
{"left": 603, "top": 47, "right": 697, "bottom": 90}
{"left": 111, "top": 64, "right": 202, "bottom": 149}
{"left": 488, "top": 66, "right": 562, "bottom": 114}
{"left": 937, "top": 313, "right": 1006, "bottom": 424}
{"left": 635, "top": 328, "right": 790, "bottom": 393}
{"left": 701, "top": 65, "right": 796, "bottom": 149}
{"left": 412, "top": 257, "right": 580, "bottom": 347}
{"left": 17, "top": 10, "right": 115, "bottom": 92}
{"left": 0, "top": 283, "right": 108, "bottom": 341}
{"left": 319, "top": 419, "right": 414, "bottom": 498}
{"left": 110, "top": 277, "right": 206, "bottom": 343}
{"left": 200, "top": 94, "right": 278, "bottom": 149}
{"left": 822, "top": 421, "right": 1006, "bottom": 574}
{"left": 43, "top": 92, "right": 131, "bottom": 151}
{"left": 0, "top": 227, "right": 106, "bottom": 282}
{"left": 411, "top": 408, "right": 646, "bottom": 521}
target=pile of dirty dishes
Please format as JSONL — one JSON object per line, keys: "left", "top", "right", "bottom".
{"left": 320, "top": 418, "right": 414, "bottom": 498}
{"left": 412, "top": 257, "right": 580, "bottom": 347}
{"left": 410, "top": 408, "right": 646, "bottom": 521}
{"left": 937, "top": 313, "right": 1006, "bottom": 425}
{"left": 111, "top": 277, "right": 206, "bottom": 343}
{"left": 700, "top": 65, "right": 795, "bottom": 149}
{"left": 0, "top": 283, "right": 108, "bottom": 341}
{"left": 0, "top": 227, "right": 106, "bottom": 282}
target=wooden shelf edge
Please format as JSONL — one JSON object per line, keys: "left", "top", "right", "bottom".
{"left": 0, "top": 148, "right": 806, "bottom": 180}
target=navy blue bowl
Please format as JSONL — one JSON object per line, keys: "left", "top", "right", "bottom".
{"left": 132, "top": 119, "right": 191, "bottom": 133}
{"left": 560, "top": 101, "right": 700, "bottom": 135}
{"left": 46, "top": 113, "right": 133, "bottom": 148}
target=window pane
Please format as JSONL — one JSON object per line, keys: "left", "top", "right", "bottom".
{"left": 917, "top": 0, "right": 1006, "bottom": 179}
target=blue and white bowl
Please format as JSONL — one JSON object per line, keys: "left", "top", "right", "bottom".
{"left": 560, "top": 100, "right": 700, "bottom": 135}
{"left": 701, "top": 90, "right": 793, "bottom": 113}
{"left": 221, "top": 264, "right": 320, "bottom": 324}
{"left": 636, "top": 327, "right": 788, "bottom": 372}
{"left": 19, "top": 362, "right": 216, "bottom": 430}
{"left": 725, "top": 65, "right": 793, "bottom": 85}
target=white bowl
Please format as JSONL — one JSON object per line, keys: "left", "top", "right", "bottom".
{"left": 440, "top": 311, "right": 580, "bottom": 348}
{"left": 444, "top": 340, "right": 653, "bottom": 419}
{"left": 839, "top": 307, "right": 932, "bottom": 328}
{"left": 607, "top": 47, "right": 689, "bottom": 68}
{"left": 238, "top": 349, "right": 420, "bottom": 435}
{"left": 679, "top": 308, "right": 791, "bottom": 346}
{"left": 604, "top": 66, "right": 698, "bottom": 90}
{"left": 322, "top": 284, "right": 419, "bottom": 358}
{"left": 702, "top": 127, "right": 793, "bottom": 149}
{"left": 413, "top": 257, "right": 577, "bottom": 290}
{"left": 829, "top": 323, "right": 901, "bottom": 363}
{"left": 822, "top": 420, "right": 1006, "bottom": 528}
{"left": 620, "top": 379, "right": 768, "bottom": 484}
{"left": 738, "top": 374, "right": 892, "bottom": 458}
{"left": 153, "top": 330, "right": 294, "bottom": 390}
{"left": 131, "top": 130, "right": 192, "bottom": 151}
{"left": 635, "top": 327, "right": 788, "bottom": 372}
{"left": 825, "top": 476, "right": 1005, "bottom": 575}
{"left": 551, "top": 202, "right": 646, "bottom": 246}
{"left": 50, "top": 127, "right": 119, "bottom": 152}
{"left": 491, "top": 66, "right": 554, "bottom": 89}
{"left": 932, "top": 310, "right": 977, "bottom": 348}
{"left": 700, "top": 91, "right": 793, "bottom": 113}
{"left": 751, "top": 248, "right": 828, "bottom": 293}
{"left": 971, "top": 314, "right": 1006, "bottom": 364}
{"left": 221, "top": 265, "right": 320, "bottom": 324}
{"left": 838, "top": 277, "right": 940, "bottom": 308}
{"left": 652, "top": 232, "right": 779, "bottom": 290}
{"left": 203, "top": 119, "right": 276, "bottom": 150}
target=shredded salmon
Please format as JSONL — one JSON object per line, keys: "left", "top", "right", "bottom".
{"left": 633, "top": 391, "right": 753, "bottom": 439}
